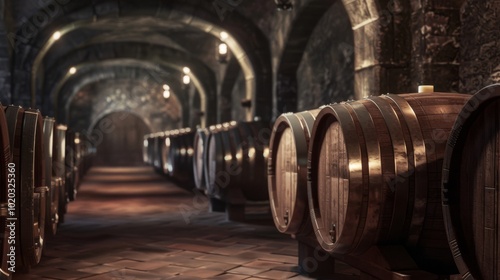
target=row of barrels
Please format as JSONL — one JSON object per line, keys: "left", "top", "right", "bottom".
{"left": 143, "top": 120, "right": 271, "bottom": 216}
{"left": 0, "top": 104, "right": 93, "bottom": 277}
{"left": 144, "top": 128, "right": 195, "bottom": 190}
{"left": 195, "top": 121, "right": 270, "bottom": 209}
{"left": 267, "top": 85, "right": 500, "bottom": 279}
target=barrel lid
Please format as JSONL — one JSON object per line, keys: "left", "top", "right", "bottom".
{"left": 441, "top": 83, "right": 500, "bottom": 279}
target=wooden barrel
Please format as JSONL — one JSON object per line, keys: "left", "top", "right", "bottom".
{"left": 77, "top": 135, "right": 93, "bottom": 178}
{"left": 441, "top": 84, "right": 500, "bottom": 280}
{"left": 169, "top": 128, "right": 195, "bottom": 185}
{"left": 143, "top": 134, "right": 153, "bottom": 165}
{"left": 54, "top": 125, "right": 67, "bottom": 224}
{"left": 0, "top": 104, "right": 13, "bottom": 278}
{"left": 74, "top": 132, "right": 83, "bottom": 182}
{"left": 205, "top": 121, "right": 270, "bottom": 203}
{"left": 307, "top": 92, "right": 469, "bottom": 274}
{"left": 193, "top": 128, "right": 209, "bottom": 191}
{"left": 152, "top": 132, "right": 165, "bottom": 174}
{"left": 268, "top": 109, "right": 320, "bottom": 234}
{"left": 42, "top": 117, "right": 59, "bottom": 236}
{"left": 5, "top": 106, "right": 47, "bottom": 269}
{"left": 65, "top": 130, "right": 79, "bottom": 202}
{"left": 161, "top": 131, "right": 174, "bottom": 176}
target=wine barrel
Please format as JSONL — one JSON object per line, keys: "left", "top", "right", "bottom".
{"left": 193, "top": 128, "right": 209, "bottom": 191}
{"left": 65, "top": 131, "right": 79, "bottom": 202}
{"left": 152, "top": 132, "right": 166, "bottom": 174}
{"left": 74, "top": 132, "right": 83, "bottom": 182}
{"left": 268, "top": 109, "right": 320, "bottom": 234}
{"left": 307, "top": 92, "right": 469, "bottom": 274}
{"left": 205, "top": 121, "right": 270, "bottom": 203}
{"left": 54, "top": 125, "right": 67, "bottom": 224}
{"left": 42, "top": 117, "right": 59, "bottom": 236}
{"left": 77, "top": 134, "right": 92, "bottom": 178}
{"left": 143, "top": 134, "right": 154, "bottom": 165}
{"left": 5, "top": 106, "right": 48, "bottom": 269}
{"left": 0, "top": 104, "right": 12, "bottom": 278}
{"left": 167, "top": 128, "right": 195, "bottom": 185}
{"left": 442, "top": 84, "right": 500, "bottom": 280}
{"left": 161, "top": 131, "right": 172, "bottom": 176}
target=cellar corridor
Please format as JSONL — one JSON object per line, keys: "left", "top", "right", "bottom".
{"left": 12, "top": 167, "right": 358, "bottom": 280}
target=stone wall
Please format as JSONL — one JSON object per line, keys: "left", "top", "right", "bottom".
{"left": 460, "top": 0, "right": 500, "bottom": 94}
{"left": 296, "top": 0, "right": 354, "bottom": 111}
{"left": 231, "top": 71, "right": 247, "bottom": 121}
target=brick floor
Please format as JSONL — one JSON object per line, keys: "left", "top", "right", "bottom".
{"left": 12, "top": 167, "right": 360, "bottom": 280}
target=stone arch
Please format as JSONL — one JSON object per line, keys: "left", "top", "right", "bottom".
{"left": 8, "top": 0, "right": 272, "bottom": 120}
{"left": 48, "top": 59, "right": 195, "bottom": 125}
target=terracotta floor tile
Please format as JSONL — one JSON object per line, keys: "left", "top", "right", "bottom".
{"left": 210, "top": 244, "right": 258, "bottom": 256}
{"left": 180, "top": 268, "right": 224, "bottom": 278}
{"left": 212, "top": 273, "right": 250, "bottom": 280}
{"left": 227, "top": 266, "right": 270, "bottom": 275}
{"left": 77, "top": 264, "right": 119, "bottom": 274}
{"left": 255, "top": 269, "right": 299, "bottom": 279}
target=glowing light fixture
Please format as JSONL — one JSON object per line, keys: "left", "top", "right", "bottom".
{"left": 69, "top": 67, "right": 77, "bottom": 75}
{"left": 220, "top": 31, "right": 229, "bottom": 41}
{"left": 274, "top": 0, "right": 293, "bottom": 10}
{"left": 163, "top": 90, "right": 170, "bottom": 99}
{"left": 218, "top": 43, "right": 228, "bottom": 55}
{"left": 53, "top": 31, "right": 62, "bottom": 40}
{"left": 217, "top": 42, "right": 229, "bottom": 63}
{"left": 183, "top": 75, "right": 191, "bottom": 85}
{"left": 183, "top": 67, "right": 191, "bottom": 74}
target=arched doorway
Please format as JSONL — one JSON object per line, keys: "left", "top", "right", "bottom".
{"left": 91, "top": 111, "right": 151, "bottom": 166}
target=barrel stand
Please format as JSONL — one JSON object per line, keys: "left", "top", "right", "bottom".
{"left": 209, "top": 186, "right": 271, "bottom": 222}
{"left": 295, "top": 236, "right": 337, "bottom": 278}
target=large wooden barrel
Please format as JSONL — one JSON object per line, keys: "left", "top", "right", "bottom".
{"left": 268, "top": 109, "right": 320, "bottom": 234}
{"left": 167, "top": 128, "right": 195, "bottom": 186}
{"left": 307, "top": 92, "right": 469, "bottom": 274}
{"left": 5, "top": 106, "right": 47, "bottom": 269}
{"left": 78, "top": 134, "right": 93, "bottom": 178}
{"left": 161, "top": 131, "right": 172, "bottom": 176}
{"left": 0, "top": 104, "right": 12, "bottom": 278}
{"left": 65, "top": 130, "right": 79, "bottom": 202}
{"left": 74, "top": 132, "right": 83, "bottom": 182}
{"left": 143, "top": 134, "right": 154, "bottom": 165}
{"left": 42, "top": 117, "right": 60, "bottom": 236}
{"left": 441, "top": 84, "right": 500, "bottom": 280}
{"left": 205, "top": 121, "right": 270, "bottom": 203}
{"left": 152, "top": 132, "right": 165, "bottom": 174}
{"left": 54, "top": 125, "right": 67, "bottom": 224}
{"left": 193, "top": 128, "right": 209, "bottom": 191}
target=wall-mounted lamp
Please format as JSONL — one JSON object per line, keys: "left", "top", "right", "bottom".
{"left": 69, "top": 67, "right": 77, "bottom": 75}
{"left": 183, "top": 67, "right": 191, "bottom": 74}
{"left": 183, "top": 74, "right": 191, "bottom": 85}
{"left": 220, "top": 31, "right": 229, "bottom": 41}
{"left": 53, "top": 31, "right": 62, "bottom": 40}
{"left": 163, "top": 84, "right": 171, "bottom": 99}
{"left": 217, "top": 42, "right": 229, "bottom": 63}
{"left": 274, "top": 0, "right": 293, "bottom": 11}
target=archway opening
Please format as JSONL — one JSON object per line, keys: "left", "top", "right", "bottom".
{"left": 91, "top": 111, "right": 151, "bottom": 167}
